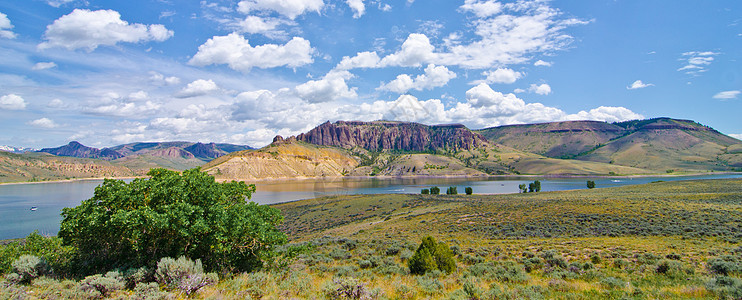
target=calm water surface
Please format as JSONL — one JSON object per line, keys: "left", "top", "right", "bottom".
{"left": 1, "top": 174, "right": 740, "bottom": 239}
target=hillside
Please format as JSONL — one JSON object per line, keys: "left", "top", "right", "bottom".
{"left": 0, "top": 151, "right": 134, "bottom": 183}
{"left": 38, "top": 141, "right": 124, "bottom": 160}
{"left": 204, "top": 121, "right": 653, "bottom": 180}
{"left": 478, "top": 118, "right": 742, "bottom": 172}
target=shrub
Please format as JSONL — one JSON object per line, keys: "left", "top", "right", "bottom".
{"left": 706, "top": 276, "right": 742, "bottom": 299}
{"left": 155, "top": 256, "right": 217, "bottom": 295}
{"left": 586, "top": 180, "right": 596, "bottom": 189}
{"left": 0, "top": 231, "right": 76, "bottom": 277}
{"left": 590, "top": 254, "right": 602, "bottom": 264}
{"left": 59, "top": 168, "right": 286, "bottom": 274}
{"left": 408, "top": 236, "right": 456, "bottom": 275}
{"left": 430, "top": 187, "right": 440, "bottom": 195}
{"left": 78, "top": 271, "right": 125, "bottom": 298}
{"left": 446, "top": 186, "right": 458, "bottom": 195}
{"left": 324, "top": 277, "right": 368, "bottom": 299}
{"left": 123, "top": 267, "right": 151, "bottom": 289}
{"left": 600, "top": 276, "right": 625, "bottom": 289}
{"left": 465, "top": 187, "right": 473, "bottom": 195}
{"left": 421, "top": 189, "right": 429, "bottom": 195}
{"left": 7, "top": 255, "right": 50, "bottom": 284}
{"left": 133, "top": 282, "right": 171, "bottom": 300}
{"left": 708, "top": 255, "right": 740, "bottom": 276}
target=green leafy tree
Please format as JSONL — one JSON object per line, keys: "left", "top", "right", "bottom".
{"left": 534, "top": 180, "right": 541, "bottom": 192}
{"left": 528, "top": 183, "right": 535, "bottom": 193}
{"left": 446, "top": 186, "right": 458, "bottom": 195}
{"left": 430, "top": 186, "right": 440, "bottom": 195}
{"left": 587, "top": 180, "right": 596, "bottom": 189}
{"left": 421, "top": 189, "right": 430, "bottom": 195}
{"left": 59, "top": 168, "right": 286, "bottom": 274}
{"left": 408, "top": 236, "right": 455, "bottom": 275}
{"left": 465, "top": 187, "right": 473, "bottom": 195}
{"left": 518, "top": 184, "right": 527, "bottom": 193}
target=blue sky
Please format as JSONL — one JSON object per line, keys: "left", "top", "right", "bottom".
{"left": 0, "top": 0, "right": 740, "bottom": 148}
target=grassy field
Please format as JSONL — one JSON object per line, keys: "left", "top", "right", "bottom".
{"left": 2, "top": 179, "right": 742, "bottom": 299}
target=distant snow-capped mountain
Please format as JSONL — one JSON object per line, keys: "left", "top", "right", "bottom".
{"left": 0, "top": 145, "right": 38, "bottom": 153}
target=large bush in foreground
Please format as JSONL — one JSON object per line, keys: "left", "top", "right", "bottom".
{"left": 59, "top": 168, "right": 286, "bottom": 274}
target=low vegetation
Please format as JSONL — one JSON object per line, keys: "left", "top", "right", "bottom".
{"left": 1, "top": 175, "right": 742, "bottom": 298}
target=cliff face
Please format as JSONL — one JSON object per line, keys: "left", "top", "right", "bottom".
{"left": 295, "top": 121, "right": 489, "bottom": 152}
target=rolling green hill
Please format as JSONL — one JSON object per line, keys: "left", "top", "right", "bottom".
{"left": 478, "top": 118, "right": 742, "bottom": 172}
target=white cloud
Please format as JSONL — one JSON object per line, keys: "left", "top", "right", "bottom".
{"left": 46, "top": 0, "right": 74, "bottom": 7}
{"left": 528, "top": 83, "right": 551, "bottom": 95}
{"left": 47, "top": 99, "right": 66, "bottom": 108}
{"left": 730, "top": 134, "right": 742, "bottom": 140}
{"left": 459, "top": 0, "right": 503, "bottom": 18}
{"left": 347, "top": 0, "right": 366, "bottom": 18}
{"left": 566, "top": 106, "right": 643, "bottom": 123}
{"left": 336, "top": 51, "right": 381, "bottom": 70}
{"left": 28, "top": 118, "right": 59, "bottom": 129}
{"left": 713, "top": 90, "right": 740, "bottom": 99}
{"left": 39, "top": 9, "right": 173, "bottom": 51}
{"left": 677, "top": 51, "right": 719, "bottom": 75}
{"left": 176, "top": 79, "right": 219, "bottom": 98}
{"left": 627, "top": 80, "right": 653, "bottom": 90}
{"left": 534, "top": 60, "right": 552, "bottom": 67}
{"left": 85, "top": 100, "right": 161, "bottom": 118}
{"left": 128, "top": 90, "right": 148, "bottom": 101}
{"left": 32, "top": 62, "right": 57, "bottom": 71}
{"left": 379, "top": 33, "right": 437, "bottom": 67}
{"left": 295, "top": 70, "right": 357, "bottom": 103}
{"left": 0, "top": 12, "right": 16, "bottom": 39}
{"left": 236, "top": 16, "right": 290, "bottom": 37}
{"left": 0, "top": 94, "right": 26, "bottom": 110}
{"left": 379, "top": 64, "right": 456, "bottom": 93}
{"left": 479, "top": 68, "right": 522, "bottom": 84}
{"left": 237, "top": 0, "right": 324, "bottom": 20}
{"left": 339, "top": 2, "right": 586, "bottom": 70}
{"left": 189, "top": 33, "right": 314, "bottom": 72}
{"left": 149, "top": 72, "right": 181, "bottom": 85}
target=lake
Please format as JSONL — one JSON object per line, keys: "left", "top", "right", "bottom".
{"left": 1, "top": 173, "right": 741, "bottom": 240}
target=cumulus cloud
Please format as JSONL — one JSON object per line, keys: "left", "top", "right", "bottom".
{"left": 713, "top": 90, "right": 740, "bottom": 99}
{"left": 534, "top": 60, "right": 552, "bottom": 67}
{"left": 528, "top": 83, "right": 551, "bottom": 95}
{"left": 32, "top": 62, "right": 57, "bottom": 71}
{"left": 566, "top": 106, "right": 643, "bottom": 123}
{"left": 189, "top": 33, "right": 314, "bottom": 72}
{"left": 176, "top": 79, "right": 219, "bottom": 98}
{"left": 378, "top": 64, "right": 457, "bottom": 93}
{"left": 0, "top": 94, "right": 26, "bottom": 110}
{"left": 677, "top": 51, "right": 718, "bottom": 75}
{"left": 236, "top": 16, "right": 291, "bottom": 38}
{"left": 85, "top": 100, "right": 160, "bottom": 118}
{"left": 379, "top": 33, "right": 437, "bottom": 67}
{"left": 39, "top": 9, "right": 173, "bottom": 51}
{"left": 0, "top": 12, "right": 16, "bottom": 39}
{"left": 149, "top": 72, "right": 180, "bottom": 85}
{"left": 479, "top": 68, "right": 522, "bottom": 84}
{"left": 338, "top": 2, "right": 586, "bottom": 70}
{"left": 347, "top": 0, "right": 366, "bottom": 18}
{"left": 295, "top": 70, "right": 357, "bottom": 102}
{"left": 237, "top": 0, "right": 324, "bottom": 19}
{"left": 28, "top": 118, "right": 59, "bottom": 129}
{"left": 128, "top": 90, "right": 148, "bottom": 101}
{"left": 459, "top": 0, "right": 503, "bottom": 18}
{"left": 336, "top": 51, "right": 381, "bottom": 70}
{"left": 627, "top": 80, "right": 653, "bottom": 90}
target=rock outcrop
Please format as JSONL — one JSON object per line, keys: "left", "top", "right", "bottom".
{"left": 295, "top": 121, "right": 489, "bottom": 152}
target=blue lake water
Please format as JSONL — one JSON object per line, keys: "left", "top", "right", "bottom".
{"left": 1, "top": 174, "right": 740, "bottom": 240}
